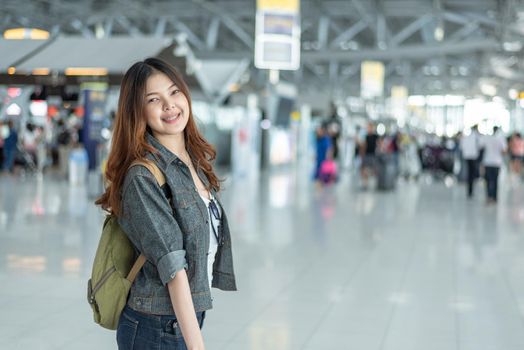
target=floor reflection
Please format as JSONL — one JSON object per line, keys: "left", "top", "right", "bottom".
{"left": 1, "top": 168, "right": 524, "bottom": 349}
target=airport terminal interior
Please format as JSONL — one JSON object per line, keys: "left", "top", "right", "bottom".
{"left": 2, "top": 0, "right": 524, "bottom": 349}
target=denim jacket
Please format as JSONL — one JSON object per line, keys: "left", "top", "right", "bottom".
{"left": 118, "top": 133, "right": 236, "bottom": 314}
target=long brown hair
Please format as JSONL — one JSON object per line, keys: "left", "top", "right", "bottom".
{"left": 96, "top": 58, "right": 220, "bottom": 216}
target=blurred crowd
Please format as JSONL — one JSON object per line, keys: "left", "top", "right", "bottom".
{"left": 314, "top": 119, "right": 523, "bottom": 204}
{"left": 0, "top": 114, "right": 82, "bottom": 177}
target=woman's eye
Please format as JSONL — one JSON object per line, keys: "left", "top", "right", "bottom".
{"left": 171, "top": 89, "right": 180, "bottom": 95}
{"left": 147, "top": 98, "right": 159, "bottom": 103}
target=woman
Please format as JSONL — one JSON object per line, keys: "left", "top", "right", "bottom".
{"left": 96, "top": 58, "right": 237, "bottom": 349}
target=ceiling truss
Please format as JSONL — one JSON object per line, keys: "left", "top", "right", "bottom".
{"left": 1, "top": 0, "right": 524, "bottom": 97}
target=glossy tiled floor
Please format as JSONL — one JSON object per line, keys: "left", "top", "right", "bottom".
{"left": 1, "top": 166, "right": 524, "bottom": 350}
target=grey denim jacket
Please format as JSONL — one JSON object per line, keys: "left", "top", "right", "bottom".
{"left": 118, "top": 133, "right": 237, "bottom": 314}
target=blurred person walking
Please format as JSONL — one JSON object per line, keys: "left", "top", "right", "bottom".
{"left": 95, "top": 58, "right": 236, "bottom": 350}
{"left": 56, "top": 119, "right": 72, "bottom": 178}
{"left": 319, "top": 149, "right": 338, "bottom": 184}
{"left": 2, "top": 120, "right": 18, "bottom": 173}
{"left": 360, "top": 122, "right": 379, "bottom": 189}
{"left": 326, "top": 107, "right": 341, "bottom": 160}
{"left": 480, "top": 126, "right": 507, "bottom": 204}
{"left": 314, "top": 125, "right": 333, "bottom": 182}
{"left": 399, "top": 132, "right": 421, "bottom": 180}
{"left": 509, "top": 132, "right": 524, "bottom": 175}
{"left": 35, "top": 126, "right": 47, "bottom": 173}
{"left": 352, "top": 125, "right": 363, "bottom": 171}
{"left": 23, "top": 123, "right": 38, "bottom": 166}
{"left": 460, "top": 125, "right": 481, "bottom": 198}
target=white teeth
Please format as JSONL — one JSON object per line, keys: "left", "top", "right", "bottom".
{"left": 164, "top": 114, "right": 179, "bottom": 121}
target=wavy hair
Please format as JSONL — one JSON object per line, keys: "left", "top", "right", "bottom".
{"left": 96, "top": 58, "right": 220, "bottom": 216}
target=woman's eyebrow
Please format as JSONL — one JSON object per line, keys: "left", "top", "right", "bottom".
{"left": 145, "top": 83, "right": 177, "bottom": 97}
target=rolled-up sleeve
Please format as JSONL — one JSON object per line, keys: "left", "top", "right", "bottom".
{"left": 157, "top": 250, "right": 187, "bottom": 284}
{"left": 119, "top": 169, "right": 187, "bottom": 285}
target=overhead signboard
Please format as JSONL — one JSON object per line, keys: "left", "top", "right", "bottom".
{"left": 255, "top": 0, "right": 301, "bottom": 70}
{"left": 81, "top": 82, "right": 108, "bottom": 170}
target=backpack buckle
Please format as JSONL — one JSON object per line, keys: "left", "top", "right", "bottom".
{"left": 87, "top": 279, "right": 95, "bottom": 305}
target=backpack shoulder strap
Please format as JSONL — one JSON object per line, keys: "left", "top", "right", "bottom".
{"left": 126, "top": 255, "right": 146, "bottom": 282}
{"left": 130, "top": 159, "right": 166, "bottom": 187}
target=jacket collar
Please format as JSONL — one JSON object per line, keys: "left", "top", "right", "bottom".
{"left": 145, "top": 132, "right": 211, "bottom": 189}
{"left": 145, "top": 132, "right": 180, "bottom": 166}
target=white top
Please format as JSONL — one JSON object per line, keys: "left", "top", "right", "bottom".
{"left": 460, "top": 131, "right": 480, "bottom": 160}
{"left": 199, "top": 193, "right": 220, "bottom": 289}
{"left": 480, "top": 133, "right": 507, "bottom": 167}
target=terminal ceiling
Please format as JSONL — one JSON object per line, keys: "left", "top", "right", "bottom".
{"left": 2, "top": 0, "right": 524, "bottom": 99}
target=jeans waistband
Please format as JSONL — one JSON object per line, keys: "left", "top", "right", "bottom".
{"left": 124, "top": 305, "right": 204, "bottom": 330}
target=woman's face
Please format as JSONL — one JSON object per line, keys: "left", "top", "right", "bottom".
{"left": 143, "top": 72, "right": 189, "bottom": 142}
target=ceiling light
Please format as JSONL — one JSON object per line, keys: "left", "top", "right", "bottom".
{"left": 479, "top": 82, "right": 497, "bottom": 96}
{"left": 95, "top": 23, "right": 105, "bottom": 39}
{"left": 445, "top": 95, "right": 464, "bottom": 106}
{"left": 173, "top": 45, "right": 188, "bottom": 57}
{"left": 503, "top": 41, "right": 522, "bottom": 52}
{"left": 4, "top": 28, "right": 49, "bottom": 40}
{"left": 427, "top": 95, "right": 445, "bottom": 106}
{"left": 408, "top": 95, "right": 425, "bottom": 106}
{"left": 32, "top": 68, "right": 50, "bottom": 76}
{"left": 434, "top": 26, "right": 444, "bottom": 42}
{"left": 228, "top": 83, "right": 240, "bottom": 92}
{"left": 65, "top": 67, "right": 108, "bottom": 76}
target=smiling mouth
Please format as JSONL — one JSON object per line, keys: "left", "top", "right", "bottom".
{"left": 162, "top": 113, "right": 181, "bottom": 122}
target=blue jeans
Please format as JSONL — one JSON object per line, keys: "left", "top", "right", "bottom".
{"left": 2, "top": 149, "right": 15, "bottom": 172}
{"left": 117, "top": 305, "right": 206, "bottom": 350}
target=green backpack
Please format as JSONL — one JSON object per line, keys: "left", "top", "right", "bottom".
{"left": 87, "top": 160, "right": 165, "bottom": 330}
